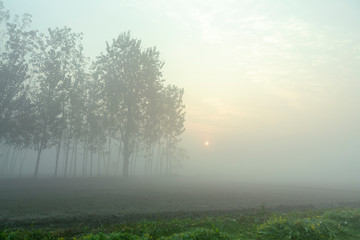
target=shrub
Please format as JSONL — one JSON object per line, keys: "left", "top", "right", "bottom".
{"left": 159, "top": 227, "right": 231, "bottom": 240}
{"left": 81, "top": 232, "right": 144, "bottom": 240}
{"left": 256, "top": 215, "right": 346, "bottom": 240}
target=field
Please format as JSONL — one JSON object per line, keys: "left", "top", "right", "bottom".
{"left": 1, "top": 177, "right": 360, "bottom": 239}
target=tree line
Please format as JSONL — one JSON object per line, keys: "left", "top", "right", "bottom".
{"left": 0, "top": 1, "right": 187, "bottom": 178}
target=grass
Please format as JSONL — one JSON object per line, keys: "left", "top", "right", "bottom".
{"left": 1, "top": 207, "right": 360, "bottom": 239}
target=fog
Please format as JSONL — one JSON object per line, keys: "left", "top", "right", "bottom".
{"left": 1, "top": 0, "right": 360, "bottom": 191}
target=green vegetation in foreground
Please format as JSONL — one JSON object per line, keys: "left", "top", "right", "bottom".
{"left": 1, "top": 208, "right": 360, "bottom": 240}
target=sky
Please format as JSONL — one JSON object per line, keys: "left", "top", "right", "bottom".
{"left": 3, "top": 0, "right": 360, "bottom": 187}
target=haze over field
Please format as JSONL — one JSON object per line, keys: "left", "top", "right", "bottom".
{"left": 2, "top": 0, "right": 360, "bottom": 188}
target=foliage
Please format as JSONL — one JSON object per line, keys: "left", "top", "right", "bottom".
{"left": 0, "top": 8, "right": 35, "bottom": 145}
{"left": 80, "top": 232, "right": 144, "bottom": 240}
{"left": 1, "top": 208, "right": 360, "bottom": 240}
{"left": 0, "top": 229, "right": 58, "bottom": 240}
{"left": 158, "top": 228, "right": 231, "bottom": 240}
{"left": 324, "top": 208, "right": 360, "bottom": 229}
{"left": 0, "top": 1, "right": 186, "bottom": 178}
{"left": 257, "top": 214, "right": 339, "bottom": 239}
{"left": 256, "top": 208, "right": 360, "bottom": 240}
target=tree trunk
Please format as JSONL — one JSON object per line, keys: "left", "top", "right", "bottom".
{"left": 102, "top": 150, "right": 106, "bottom": 175}
{"left": 90, "top": 148, "right": 93, "bottom": 177}
{"left": 1, "top": 145, "right": 11, "bottom": 176}
{"left": 10, "top": 147, "right": 18, "bottom": 176}
{"left": 34, "top": 119, "right": 48, "bottom": 178}
{"left": 73, "top": 139, "right": 78, "bottom": 178}
{"left": 122, "top": 135, "right": 130, "bottom": 177}
{"left": 54, "top": 134, "right": 62, "bottom": 178}
{"left": 19, "top": 150, "right": 27, "bottom": 177}
{"left": 82, "top": 135, "right": 87, "bottom": 177}
{"left": 132, "top": 147, "right": 138, "bottom": 176}
{"left": 116, "top": 139, "right": 122, "bottom": 176}
{"left": 64, "top": 137, "right": 71, "bottom": 178}
{"left": 150, "top": 144, "right": 154, "bottom": 175}
{"left": 97, "top": 140, "right": 101, "bottom": 176}
{"left": 33, "top": 141, "right": 44, "bottom": 178}
{"left": 160, "top": 144, "right": 163, "bottom": 175}
{"left": 107, "top": 134, "right": 111, "bottom": 176}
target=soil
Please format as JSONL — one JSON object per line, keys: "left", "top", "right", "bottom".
{"left": 1, "top": 177, "right": 360, "bottom": 229}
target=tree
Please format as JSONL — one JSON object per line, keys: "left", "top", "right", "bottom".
{"left": 66, "top": 47, "right": 88, "bottom": 178}
{"left": 0, "top": 9, "right": 37, "bottom": 177}
{"left": 0, "top": 12, "right": 35, "bottom": 143}
{"left": 30, "top": 27, "right": 84, "bottom": 178}
{"left": 142, "top": 48, "right": 165, "bottom": 175}
{"left": 0, "top": 1, "right": 187, "bottom": 177}
{"left": 0, "top": 1, "right": 10, "bottom": 46}
{"left": 94, "top": 31, "right": 165, "bottom": 177}
{"left": 161, "top": 85, "right": 186, "bottom": 174}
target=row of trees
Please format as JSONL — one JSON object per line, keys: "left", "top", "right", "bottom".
{"left": 0, "top": 2, "right": 186, "bottom": 178}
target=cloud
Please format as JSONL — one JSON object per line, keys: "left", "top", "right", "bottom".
{"left": 151, "top": 1, "right": 360, "bottom": 95}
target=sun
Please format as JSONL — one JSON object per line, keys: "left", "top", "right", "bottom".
{"left": 204, "top": 141, "right": 209, "bottom": 146}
